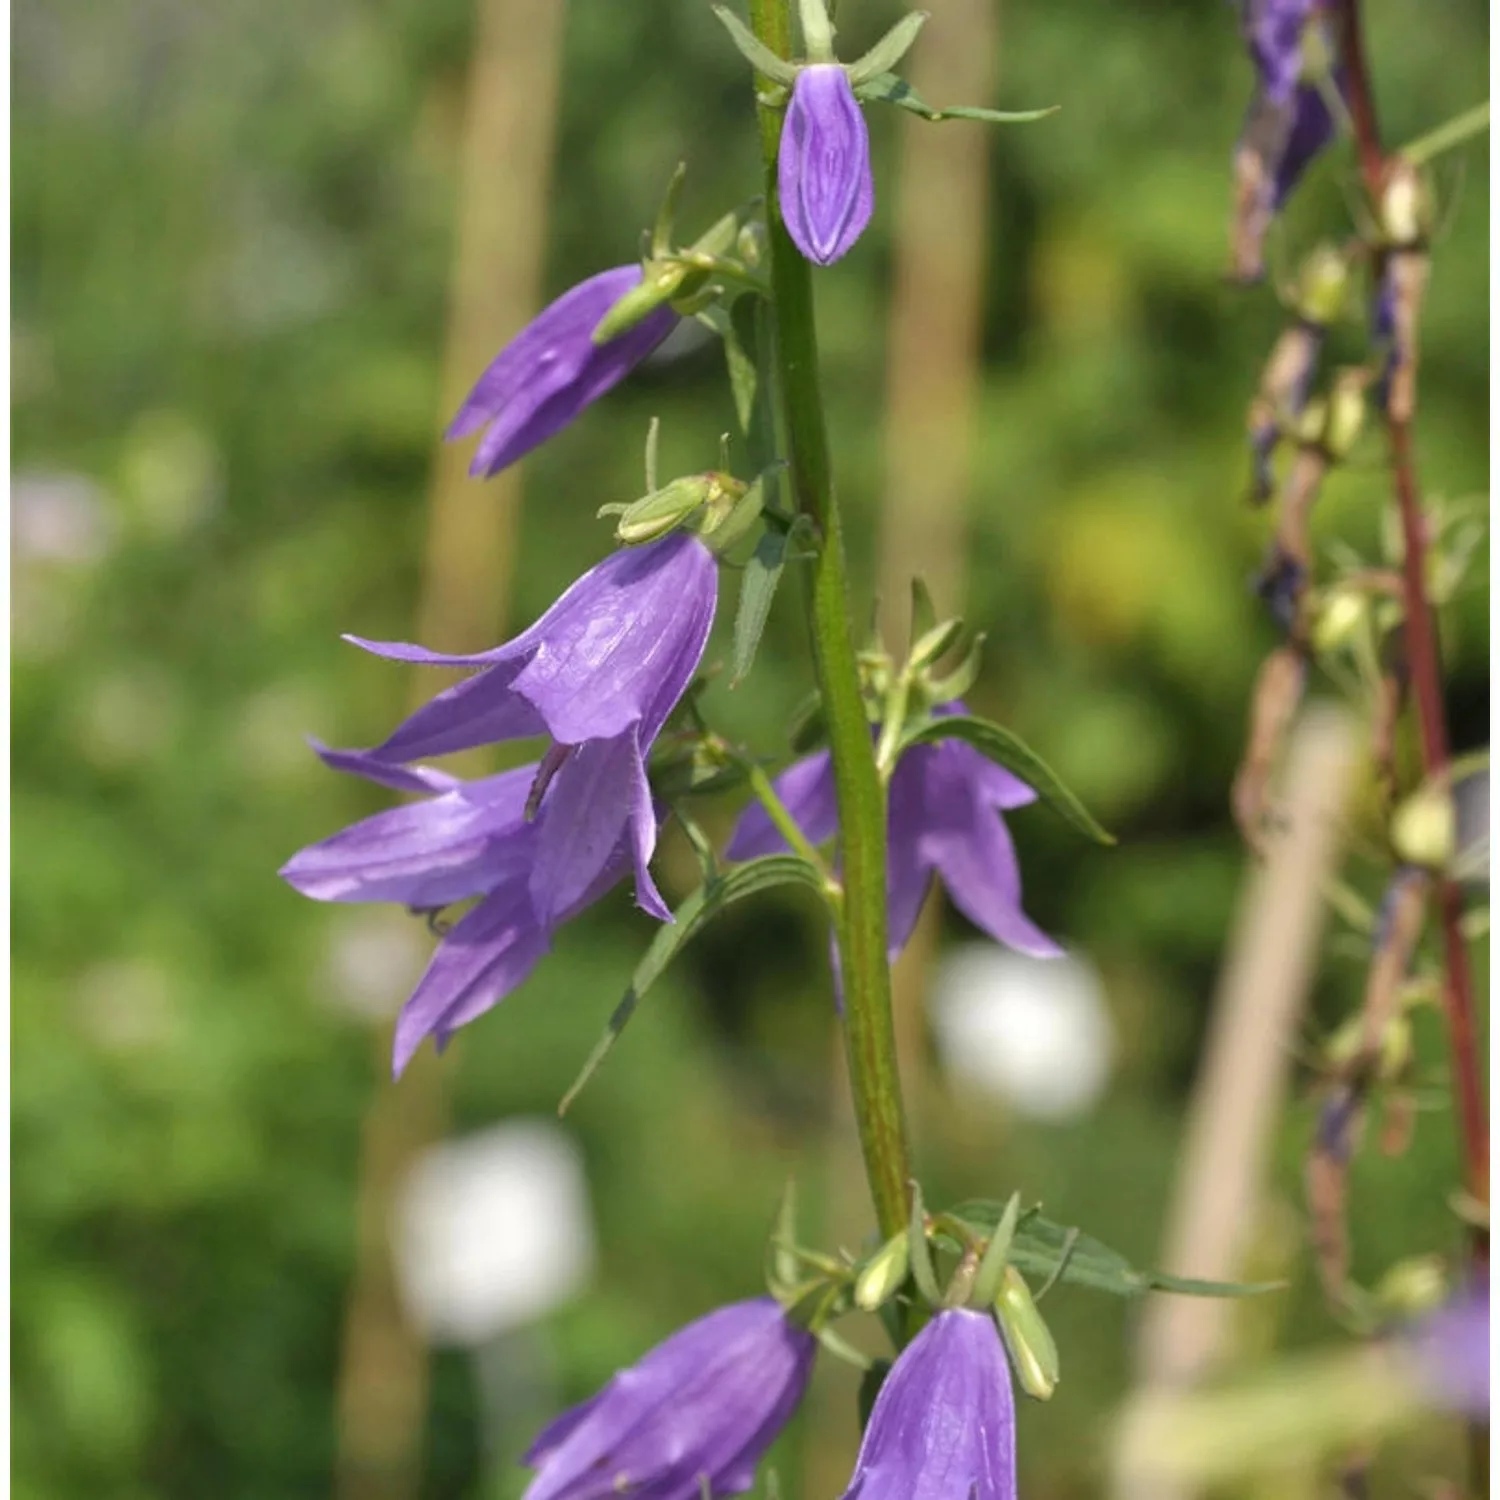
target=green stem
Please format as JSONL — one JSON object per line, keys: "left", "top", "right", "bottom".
{"left": 745, "top": 760, "right": 840, "bottom": 892}
{"left": 747, "top": 0, "right": 914, "bottom": 1242}
{"left": 1400, "top": 100, "right": 1490, "bottom": 166}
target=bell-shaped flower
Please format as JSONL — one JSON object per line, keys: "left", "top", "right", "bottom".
{"left": 521, "top": 1297, "right": 816, "bottom": 1500}
{"left": 342, "top": 534, "right": 717, "bottom": 925}
{"left": 448, "top": 266, "right": 679, "bottom": 477}
{"left": 728, "top": 704, "right": 1060, "bottom": 963}
{"left": 778, "top": 65, "right": 875, "bottom": 266}
{"left": 1231, "top": 0, "right": 1345, "bottom": 281}
{"left": 839, "top": 1308, "right": 1017, "bottom": 1500}
{"left": 280, "top": 746, "right": 637, "bottom": 1074}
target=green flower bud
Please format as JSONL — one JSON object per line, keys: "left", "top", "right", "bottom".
{"left": 1322, "top": 369, "right": 1367, "bottom": 462}
{"left": 1379, "top": 157, "right": 1434, "bottom": 249}
{"left": 1391, "top": 781, "right": 1456, "bottom": 870}
{"left": 1374, "top": 1255, "right": 1448, "bottom": 1319}
{"left": 1294, "top": 242, "right": 1353, "bottom": 327}
{"left": 1310, "top": 585, "right": 1369, "bottom": 655}
{"left": 1293, "top": 394, "right": 1329, "bottom": 448}
{"left": 994, "top": 1266, "right": 1059, "bottom": 1401}
{"left": 854, "top": 1232, "right": 911, "bottom": 1312}
{"left": 607, "top": 475, "right": 718, "bottom": 545}
{"left": 693, "top": 471, "right": 760, "bottom": 552}
{"left": 908, "top": 617, "right": 966, "bottom": 673}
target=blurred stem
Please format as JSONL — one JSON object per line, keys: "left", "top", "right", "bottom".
{"left": 1334, "top": 2, "right": 1487, "bottom": 1492}
{"left": 747, "top": 0, "right": 914, "bottom": 1245}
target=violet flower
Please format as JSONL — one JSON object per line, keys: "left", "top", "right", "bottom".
{"left": 839, "top": 1308, "right": 1017, "bottom": 1500}
{"left": 1231, "top": 1, "right": 1344, "bottom": 281}
{"left": 448, "top": 266, "right": 678, "bottom": 477}
{"left": 779, "top": 65, "right": 874, "bottom": 266}
{"left": 1407, "top": 1287, "right": 1489, "bottom": 1417}
{"left": 280, "top": 746, "right": 634, "bottom": 1074}
{"left": 727, "top": 704, "right": 1060, "bottom": 963}
{"left": 521, "top": 1297, "right": 816, "bottom": 1500}
{"left": 341, "top": 534, "right": 718, "bottom": 925}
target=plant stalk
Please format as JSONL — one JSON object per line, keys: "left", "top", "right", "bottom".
{"left": 747, "top": 0, "right": 914, "bottom": 1242}
{"left": 1333, "top": 2, "right": 1487, "bottom": 1490}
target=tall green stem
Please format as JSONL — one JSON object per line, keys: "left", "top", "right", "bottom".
{"left": 747, "top": 0, "right": 914, "bottom": 1241}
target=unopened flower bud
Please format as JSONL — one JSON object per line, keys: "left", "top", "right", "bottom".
{"left": 608, "top": 475, "right": 718, "bottom": 545}
{"left": 1322, "top": 370, "right": 1367, "bottom": 461}
{"left": 1375, "top": 1255, "right": 1448, "bottom": 1319}
{"left": 1391, "top": 781, "right": 1456, "bottom": 870}
{"left": 993, "top": 1266, "right": 1059, "bottom": 1401}
{"left": 908, "top": 617, "right": 965, "bottom": 672}
{"left": 854, "top": 1232, "right": 911, "bottom": 1312}
{"left": 1294, "top": 242, "right": 1353, "bottom": 327}
{"left": 1379, "top": 157, "right": 1434, "bottom": 249}
{"left": 1293, "top": 394, "right": 1328, "bottom": 448}
{"left": 1310, "top": 584, "right": 1369, "bottom": 655}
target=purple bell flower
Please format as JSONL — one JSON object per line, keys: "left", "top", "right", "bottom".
{"left": 448, "top": 266, "right": 679, "bottom": 477}
{"left": 1230, "top": 1, "right": 1345, "bottom": 281}
{"left": 280, "top": 746, "right": 635, "bottom": 1074}
{"left": 340, "top": 534, "right": 718, "bottom": 925}
{"left": 727, "top": 703, "right": 1061, "bottom": 963}
{"left": 778, "top": 65, "right": 875, "bottom": 266}
{"left": 1407, "top": 1287, "right": 1489, "bottom": 1417}
{"left": 840, "top": 1308, "right": 1017, "bottom": 1500}
{"left": 521, "top": 1297, "right": 816, "bottom": 1500}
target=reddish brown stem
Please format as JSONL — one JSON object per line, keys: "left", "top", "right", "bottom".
{"left": 1333, "top": 0, "right": 1488, "bottom": 1256}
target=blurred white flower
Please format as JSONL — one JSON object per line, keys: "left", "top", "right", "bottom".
{"left": 929, "top": 944, "right": 1115, "bottom": 1121}
{"left": 395, "top": 1121, "right": 595, "bottom": 1346}
{"left": 317, "top": 908, "right": 429, "bottom": 1023}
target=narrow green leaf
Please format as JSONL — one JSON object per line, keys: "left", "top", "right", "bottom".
{"left": 843, "top": 12, "right": 929, "bottom": 89}
{"left": 855, "top": 71, "right": 1058, "bottom": 124}
{"left": 732, "top": 526, "right": 790, "bottom": 686}
{"left": 711, "top": 5, "right": 799, "bottom": 85}
{"left": 559, "top": 856, "right": 830, "bottom": 1113}
{"left": 951, "top": 1201, "right": 1282, "bottom": 1300}
{"left": 899, "top": 713, "right": 1116, "bottom": 846}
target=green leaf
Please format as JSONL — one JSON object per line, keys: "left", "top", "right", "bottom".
{"left": 855, "top": 71, "right": 1057, "bottom": 124}
{"left": 558, "top": 856, "right": 830, "bottom": 1113}
{"left": 898, "top": 713, "right": 1115, "bottom": 845}
{"left": 844, "top": 12, "right": 929, "bottom": 89}
{"left": 711, "top": 5, "right": 799, "bottom": 86}
{"left": 950, "top": 1201, "right": 1282, "bottom": 1300}
{"left": 732, "top": 525, "right": 790, "bottom": 686}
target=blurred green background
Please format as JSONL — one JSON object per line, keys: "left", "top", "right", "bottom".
{"left": 11, "top": 1, "right": 1489, "bottom": 1497}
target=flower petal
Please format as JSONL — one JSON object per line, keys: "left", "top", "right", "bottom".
{"left": 509, "top": 535, "right": 717, "bottom": 746}
{"left": 779, "top": 65, "right": 874, "bottom": 266}
{"left": 353, "top": 657, "right": 545, "bottom": 764}
{"left": 279, "top": 774, "right": 535, "bottom": 909}
{"left": 840, "top": 1309, "right": 1016, "bottom": 1500}
{"left": 531, "top": 733, "right": 660, "bottom": 925}
{"left": 391, "top": 887, "right": 552, "bottom": 1076}
{"left": 446, "top": 266, "right": 678, "bottom": 477}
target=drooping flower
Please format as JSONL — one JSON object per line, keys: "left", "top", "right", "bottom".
{"left": 839, "top": 1308, "right": 1017, "bottom": 1500}
{"left": 779, "top": 65, "right": 875, "bottom": 266}
{"left": 521, "top": 1297, "right": 816, "bottom": 1500}
{"left": 343, "top": 534, "right": 718, "bottom": 924}
{"left": 1230, "top": 1, "right": 1345, "bottom": 281}
{"left": 280, "top": 745, "right": 635, "bottom": 1074}
{"left": 1407, "top": 1287, "right": 1489, "bottom": 1417}
{"left": 448, "top": 266, "right": 679, "bottom": 477}
{"left": 728, "top": 704, "right": 1060, "bottom": 963}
